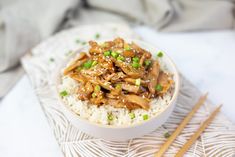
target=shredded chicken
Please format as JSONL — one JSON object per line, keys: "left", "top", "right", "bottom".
{"left": 63, "top": 38, "right": 173, "bottom": 110}
{"left": 124, "top": 94, "right": 150, "bottom": 110}
{"left": 148, "top": 61, "right": 160, "bottom": 94}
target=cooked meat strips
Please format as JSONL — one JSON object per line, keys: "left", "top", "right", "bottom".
{"left": 63, "top": 38, "right": 173, "bottom": 110}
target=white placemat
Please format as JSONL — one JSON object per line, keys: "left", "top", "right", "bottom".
{"left": 21, "top": 23, "right": 235, "bottom": 157}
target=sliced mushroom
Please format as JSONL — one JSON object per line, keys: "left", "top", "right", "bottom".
{"left": 148, "top": 60, "right": 160, "bottom": 94}
{"left": 90, "top": 91, "right": 106, "bottom": 106}
{"left": 107, "top": 99, "right": 126, "bottom": 108}
{"left": 110, "top": 72, "right": 126, "bottom": 82}
{"left": 124, "top": 78, "right": 148, "bottom": 86}
{"left": 80, "top": 65, "right": 107, "bottom": 76}
{"left": 124, "top": 94, "right": 150, "bottom": 110}
{"left": 89, "top": 41, "right": 102, "bottom": 54}
{"left": 121, "top": 83, "right": 139, "bottom": 93}
{"left": 69, "top": 73, "right": 87, "bottom": 84}
{"left": 125, "top": 102, "right": 142, "bottom": 110}
{"left": 157, "top": 72, "right": 173, "bottom": 95}
{"left": 131, "top": 42, "right": 145, "bottom": 54}
{"left": 113, "top": 37, "right": 124, "bottom": 48}
{"left": 84, "top": 82, "right": 94, "bottom": 95}
{"left": 123, "top": 50, "right": 135, "bottom": 57}
{"left": 98, "top": 80, "right": 114, "bottom": 91}
{"left": 114, "top": 61, "right": 142, "bottom": 78}
{"left": 64, "top": 38, "right": 174, "bottom": 111}
{"left": 63, "top": 53, "right": 88, "bottom": 75}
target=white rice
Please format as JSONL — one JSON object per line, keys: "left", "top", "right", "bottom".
{"left": 58, "top": 76, "right": 173, "bottom": 126}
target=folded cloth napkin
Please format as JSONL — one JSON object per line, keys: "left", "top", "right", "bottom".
{"left": 0, "top": 0, "right": 78, "bottom": 97}
{"left": 84, "top": 0, "right": 235, "bottom": 31}
{"left": 0, "top": 0, "right": 234, "bottom": 97}
{"left": 0, "top": 0, "right": 78, "bottom": 72}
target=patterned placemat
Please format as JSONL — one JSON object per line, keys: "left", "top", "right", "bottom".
{"left": 21, "top": 23, "right": 235, "bottom": 157}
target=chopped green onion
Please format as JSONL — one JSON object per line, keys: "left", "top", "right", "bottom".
{"left": 111, "top": 51, "right": 119, "bottom": 58}
{"left": 144, "top": 60, "right": 151, "bottom": 67}
{"left": 92, "top": 92, "right": 96, "bottom": 98}
{"left": 81, "top": 41, "right": 86, "bottom": 45}
{"left": 117, "top": 55, "right": 125, "bottom": 62}
{"left": 60, "top": 90, "right": 68, "bottom": 97}
{"left": 115, "top": 84, "right": 122, "bottom": 89}
{"left": 104, "top": 51, "right": 111, "bottom": 57}
{"left": 157, "top": 51, "right": 164, "bottom": 57}
{"left": 94, "top": 85, "right": 101, "bottom": 92}
{"left": 132, "top": 62, "right": 140, "bottom": 69}
{"left": 83, "top": 60, "right": 93, "bottom": 69}
{"left": 66, "top": 51, "right": 73, "bottom": 56}
{"left": 75, "top": 39, "right": 80, "bottom": 43}
{"left": 95, "top": 33, "right": 100, "bottom": 39}
{"left": 124, "top": 45, "right": 131, "bottom": 51}
{"left": 155, "top": 84, "right": 163, "bottom": 91}
{"left": 91, "top": 60, "right": 98, "bottom": 67}
{"left": 132, "top": 57, "right": 140, "bottom": 63}
{"left": 49, "top": 58, "right": 54, "bottom": 62}
{"left": 164, "top": 132, "right": 171, "bottom": 138}
{"left": 107, "top": 113, "right": 113, "bottom": 121}
{"left": 143, "top": 114, "right": 149, "bottom": 120}
{"left": 77, "top": 66, "right": 82, "bottom": 71}
{"left": 135, "top": 78, "right": 141, "bottom": 86}
{"left": 129, "top": 112, "right": 135, "bottom": 119}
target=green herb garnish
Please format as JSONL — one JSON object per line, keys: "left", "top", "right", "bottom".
{"left": 81, "top": 41, "right": 86, "bottom": 45}
{"left": 132, "top": 62, "right": 140, "bottom": 69}
{"left": 94, "top": 85, "right": 101, "bottom": 92}
{"left": 83, "top": 60, "right": 93, "bottom": 69}
{"left": 49, "top": 58, "right": 54, "bottom": 62}
{"left": 111, "top": 51, "right": 119, "bottom": 58}
{"left": 91, "top": 60, "right": 98, "bottom": 67}
{"left": 115, "top": 84, "right": 122, "bottom": 90}
{"left": 144, "top": 60, "right": 151, "bottom": 67}
{"left": 77, "top": 66, "right": 82, "bottom": 71}
{"left": 107, "top": 113, "right": 113, "bottom": 121}
{"left": 132, "top": 57, "right": 140, "bottom": 63}
{"left": 143, "top": 114, "right": 149, "bottom": 120}
{"left": 75, "top": 39, "right": 80, "bottom": 43}
{"left": 66, "top": 51, "right": 73, "bottom": 56}
{"left": 157, "top": 51, "right": 164, "bottom": 57}
{"left": 155, "top": 84, "right": 163, "bottom": 91}
{"left": 92, "top": 92, "right": 96, "bottom": 98}
{"left": 124, "top": 45, "right": 131, "bottom": 51}
{"left": 135, "top": 78, "right": 141, "bottom": 86}
{"left": 95, "top": 33, "right": 100, "bottom": 39}
{"left": 129, "top": 113, "right": 135, "bottom": 119}
{"left": 60, "top": 90, "right": 68, "bottom": 97}
{"left": 164, "top": 132, "right": 170, "bottom": 138}
{"left": 104, "top": 51, "right": 111, "bottom": 57}
{"left": 117, "top": 55, "right": 125, "bottom": 62}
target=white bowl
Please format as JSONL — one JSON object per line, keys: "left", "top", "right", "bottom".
{"left": 55, "top": 39, "right": 180, "bottom": 141}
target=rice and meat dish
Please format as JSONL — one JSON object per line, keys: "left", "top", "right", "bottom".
{"left": 59, "top": 38, "right": 174, "bottom": 126}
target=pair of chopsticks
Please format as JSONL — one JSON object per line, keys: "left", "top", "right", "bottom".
{"left": 155, "top": 93, "right": 222, "bottom": 157}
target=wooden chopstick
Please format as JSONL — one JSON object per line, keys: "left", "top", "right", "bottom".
{"left": 175, "top": 104, "right": 222, "bottom": 157}
{"left": 155, "top": 93, "right": 208, "bottom": 157}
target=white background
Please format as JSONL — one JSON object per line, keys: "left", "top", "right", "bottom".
{"left": 0, "top": 26, "right": 235, "bottom": 157}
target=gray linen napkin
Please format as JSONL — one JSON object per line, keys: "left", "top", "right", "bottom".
{"left": 85, "top": 0, "right": 235, "bottom": 31}
{"left": 0, "top": 0, "right": 78, "bottom": 97}
{"left": 0, "top": 0, "right": 234, "bottom": 97}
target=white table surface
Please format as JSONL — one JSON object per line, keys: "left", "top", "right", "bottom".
{"left": 0, "top": 26, "right": 235, "bottom": 157}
